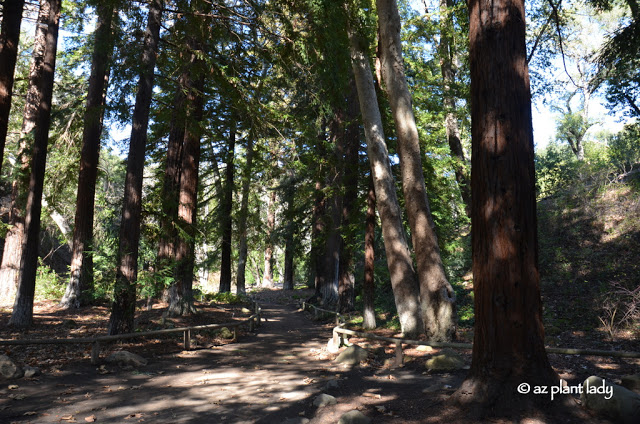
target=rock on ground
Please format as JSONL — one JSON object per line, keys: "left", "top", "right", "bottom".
{"left": 580, "top": 375, "right": 640, "bottom": 424}
{"left": 334, "top": 345, "right": 369, "bottom": 365}
{"left": 218, "top": 327, "right": 234, "bottom": 339}
{"left": 338, "top": 410, "right": 371, "bottom": 424}
{"left": 105, "top": 351, "right": 148, "bottom": 368}
{"left": 425, "top": 349, "right": 465, "bottom": 371}
{"left": 23, "top": 366, "right": 41, "bottom": 378}
{"left": 621, "top": 374, "right": 640, "bottom": 393}
{"left": 0, "top": 354, "right": 24, "bottom": 379}
{"left": 313, "top": 393, "right": 337, "bottom": 407}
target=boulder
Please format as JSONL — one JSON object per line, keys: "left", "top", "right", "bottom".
{"left": 324, "top": 379, "right": 340, "bottom": 390}
{"left": 335, "top": 345, "right": 369, "bottom": 365}
{"left": 105, "top": 351, "right": 147, "bottom": 368}
{"left": 313, "top": 393, "right": 337, "bottom": 407}
{"left": 0, "top": 354, "right": 23, "bottom": 379}
{"left": 621, "top": 375, "right": 640, "bottom": 393}
{"left": 218, "top": 327, "right": 234, "bottom": 339}
{"left": 338, "top": 410, "right": 371, "bottom": 424}
{"left": 23, "top": 366, "right": 41, "bottom": 378}
{"left": 580, "top": 375, "right": 640, "bottom": 424}
{"left": 425, "top": 349, "right": 465, "bottom": 371}
{"left": 327, "top": 337, "right": 341, "bottom": 354}
{"left": 281, "top": 419, "right": 309, "bottom": 424}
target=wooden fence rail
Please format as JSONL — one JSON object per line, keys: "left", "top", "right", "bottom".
{"left": 332, "top": 326, "right": 640, "bottom": 368}
{"left": 0, "top": 303, "right": 262, "bottom": 364}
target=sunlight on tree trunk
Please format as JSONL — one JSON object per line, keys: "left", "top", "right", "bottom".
{"left": 10, "top": 0, "right": 61, "bottom": 327}
{"left": 348, "top": 22, "right": 422, "bottom": 337}
{"left": 377, "top": 0, "right": 456, "bottom": 341}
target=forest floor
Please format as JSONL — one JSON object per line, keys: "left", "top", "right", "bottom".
{"left": 1, "top": 288, "right": 638, "bottom": 423}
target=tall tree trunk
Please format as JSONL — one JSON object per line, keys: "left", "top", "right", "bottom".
{"left": 62, "top": 3, "right": 115, "bottom": 309}
{"left": 0, "top": 0, "right": 50, "bottom": 306}
{"left": 9, "top": 0, "right": 61, "bottom": 327}
{"left": 0, "top": 0, "right": 25, "bottom": 177}
{"left": 377, "top": 0, "right": 456, "bottom": 341}
{"left": 338, "top": 82, "right": 360, "bottom": 313}
{"left": 235, "top": 137, "right": 254, "bottom": 294}
{"left": 108, "top": 0, "right": 163, "bottom": 335}
{"left": 438, "top": 0, "right": 471, "bottom": 216}
{"left": 348, "top": 25, "right": 423, "bottom": 337}
{"left": 452, "top": 0, "right": 560, "bottom": 415}
{"left": 282, "top": 178, "right": 295, "bottom": 291}
{"left": 362, "top": 174, "right": 377, "bottom": 329}
{"left": 311, "top": 151, "right": 326, "bottom": 298}
{"left": 156, "top": 71, "right": 187, "bottom": 294}
{"left": 218, "top": 122, "right": 236, "bottom": 293}
{"left": 166, "top": 66, "right": 205, "bottom": 316}
{"left": 262, "top": 189, "right": 276, "bottom": 287}
{"left": 319, "top": 114, "right": 344, "bottom": 307}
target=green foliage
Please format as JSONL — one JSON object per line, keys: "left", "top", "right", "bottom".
{"left": 608, "top": 123, "right": 640, "bottom": 170}
{"left": 207, "top": 292, "right": 250, "bottom": 305}
{"left": 35, "top": 260, "right": 66, "bottom": 301}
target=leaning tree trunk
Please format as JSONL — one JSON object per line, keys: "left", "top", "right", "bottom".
{"left": 0, "top": 0, "right": 25, "bottom": 177}
{"left": 235, "top": 137, "right": 254, "bottom": 294}
{"left": 9, "top": 0, "right": 61, "bottom": 327}
{"left": 348, "top": 25, "right": 423, "bottom": 337}
{"left": 108, "top": 0, "right": 163, "bottom": 335}
{"left": 451, "top": 0, "right": 562, "bottom": 416}
{"left": 438, "top": 0, "right": 471, "bottom": 216}
{"left": 362, "top": 174, "right": 377, "bottom": 329}
{"left": 0, "top": 0, "right": 50, "bottom": 306}
{"left": 218, "top": 122, "right": 236, "bottom": 293}
{"left": 377, "top": 0, "right": 456, "bottom": 341}
{"left": 62, "top": 3, "right": 115, "bottom": 309}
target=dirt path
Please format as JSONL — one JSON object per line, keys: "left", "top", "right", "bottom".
{"left": 0, "top": 298, "right": 453, "bottom": 423}
{"left": 1, "top": 294, "right": 622, "bottom": 423}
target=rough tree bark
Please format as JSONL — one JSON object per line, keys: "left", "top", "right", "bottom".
{"left": 0, "top": 0, "right": 50, "bottom": 305}
{"left": 438, "top": 0, "right": 471, "bottom": 215}
{"left": 348, "top": 25, "right": 422, "bottom": 337}
{"left": 377, "top": 0, "right": 456, "bottom": 341}
{"left": 0, "top": 0, "right": 25, "bottom": 177}
{"left": 166, "top": 67, "right": 205, "bottom": 316}
{"left": 282, "top": 175, "right": 295, "bottom": 291}
{"left": 451, "top": 0, "right": 563, "bottom": 416}
{"left": 262, "top": 189, "right": 276, "bottom": 287}
{"left": 338, "top": 83, "right": 360, "bottom": 313}
{"left": 310, "top": 134, "right": 326, "bottom": 299}
{"left": 218, "top": 122, "right": 236, "bottom": 293}
{"left": 108, "top": 0, "right": 163, "bottom": 334}
{"left": 319, "top": 113, "right": 344, "bottom": 307}
{"left": 9, "top": 0, "right": 61, "bottom": 327}
{"left": 62, "top": 2, "right": 115, "bottom": 309}
{"left": 156, "top": 72, "right": 187, "bottom": 288}
{"left": 235, "top": 137, "right": 254, "bottom": 294}
{"left": 362, "top": 174, "right": 377, "bottom": 329}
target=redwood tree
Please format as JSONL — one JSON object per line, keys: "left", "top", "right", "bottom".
{"left": 235, "top": 137, "right": 254, "bottom": 294}
{"left": 452, "top": 0, "right": 560, "bottom": 415}
{"left": 0, "top": 0, "right": 50, "bottom": 305}
{"left": 9, "top": 0, "right": 61, "bottom": 327}
{"left": 62, "top": 1, "right": 116, "bottom": 308}
{"left": 348, "top": 24, "right": 422, "bottom": 337}
{"left": 108, "top": 0, "right": 163, "bottom": 334}
{"left": 377, "top": 0, "right": 456, "bottom": 341}
{"left": 218, "top": 121, "right": 236, "bottom": 293}
{"left": 0, "top": 0, "right": 25, "bottom": 177}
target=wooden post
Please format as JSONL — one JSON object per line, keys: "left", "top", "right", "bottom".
{"left": 233, "top": 326, "right": 237, "bottom": 341}
{"left": 184, "top": 329, "right": 191, "bottom": 350}
{"left": 249, "top": 317, "right": 254, "bottom": 332}
{"left": 314, "top": 307, "right": 318, "bottom": 319}
{"left": 332, "top": 329, "right": 340, "bottom": 348}
{"left": 91, "top": 341, "right": 100, "bottom": 364}
{"left": 394, "top": 341, "right": 403, "bottom": 367}
{"left": 335, "top": 313, "right": 340, "bottom": 325}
